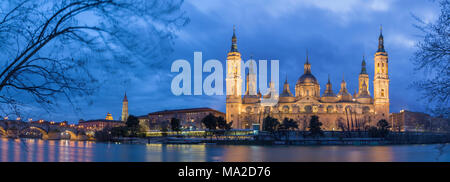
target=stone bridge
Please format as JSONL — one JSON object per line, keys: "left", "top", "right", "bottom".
{"left": 0, "top": 120, "right": 92, "bottom": 140}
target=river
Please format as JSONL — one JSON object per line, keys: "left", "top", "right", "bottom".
{"left": 0, "top": 138, "right": 449, "bottom": 162}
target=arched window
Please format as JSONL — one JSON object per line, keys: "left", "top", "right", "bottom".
{"left": 264, "top": 106, "right": 270, "bottom": 113}
{"left": 327, "top": 105, "right": 334, "bottom": 113}
{"left": 283, "top": 106, "right": 290, "bottom": 113}
{"left": 245, "top": 106, "right": 252, "bottom": 113}
{"left": 362, "top": 106, "right": 370, "bottom": 114}
{"left": 381, "top": 89, "right": 385, "bottom": 97}
{"left": 304, "top": 105, "right": 312, "bottom": 113}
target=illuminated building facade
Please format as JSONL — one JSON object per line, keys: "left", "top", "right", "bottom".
{"left": 390, "top": 110, "right": 450, "bottom": 132}
{"left": 78, "top": 113, "right": 125, "bottom": 131}
{"left": 226, "top": 27, "right": 390, "bottom": 130}
{"left": 139, "top": 108, "right": 225, "bottom": 130}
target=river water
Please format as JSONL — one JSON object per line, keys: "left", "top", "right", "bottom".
{"left": 0, "top": 138, "right": 449, "bottom": 162}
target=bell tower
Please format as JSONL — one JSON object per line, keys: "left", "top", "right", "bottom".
{"left": 373, "top": 26, "right": 390, "bottom": 119}
{"left": 226, "top": 26, "right": 243, "bottom": 129}
{"left": 121, "top": 92, "right": 128, "bottom": 122}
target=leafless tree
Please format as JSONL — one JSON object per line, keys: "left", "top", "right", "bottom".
{"left": 412, "top": 0, "right": 449, "bottom": 118}
{"left": 0, "top": 0, "right": 189, "bottom": 117}
{"left": 336, "top": 117, "right": 347, "bottom": 132}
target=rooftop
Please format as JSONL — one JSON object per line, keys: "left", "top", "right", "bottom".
{"left": 79, "top": 119, "right": 124, "bottom": 123}
{"left": 148, "top": 107, "right": 224, "bottom": 115}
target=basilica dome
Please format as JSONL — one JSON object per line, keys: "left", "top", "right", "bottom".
{"left": 297, "top": 53, "right": 319, "bottom": 85}
{"left": 297, "top": 73, "right": 319, "bottom": 85}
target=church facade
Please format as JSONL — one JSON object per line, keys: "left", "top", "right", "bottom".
{"left": 226, "top": 28, "right": 390, "bottom": 130}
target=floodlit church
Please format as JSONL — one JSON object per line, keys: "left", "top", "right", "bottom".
{"left": 226, "top": 27, "right": 390, "bottom": 130}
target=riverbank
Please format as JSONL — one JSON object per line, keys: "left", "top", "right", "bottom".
{"left": 109, "top": 131, "right": 450, "bottom": 146}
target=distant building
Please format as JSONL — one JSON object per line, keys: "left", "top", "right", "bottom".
{"left": 138, "top": 108, "right": 225, "bottom": 130}
{"left": 105, "top": 112, "right": 114, "bottom": 120}
{"left": 78, "top": 113, "right": 125, "bottom": 131}
{"left": 390, "top": 110, "right": 450, "bottom": 132}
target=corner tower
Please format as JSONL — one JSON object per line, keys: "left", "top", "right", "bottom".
{"left": 226, "top": 26, "right": 243, "bottom": 129}
{"left": 121, "top": 92, "right": 128, "bottom": 122}
{"left": 373, "top": 26, "right": 390, "bottom": 118}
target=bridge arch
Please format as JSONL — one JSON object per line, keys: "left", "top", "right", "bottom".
{"left": 20, "top": 126, "right": 49, "bottom": 140}
{"left": 61, "top": 130, "right": 78, "bottom": 140}
{"left": 0, "top": 126, "right": 6, "bottom": 136}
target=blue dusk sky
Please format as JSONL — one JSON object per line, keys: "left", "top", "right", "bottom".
{"left": 30, "top": 0, "right": 441, "bottom": 122}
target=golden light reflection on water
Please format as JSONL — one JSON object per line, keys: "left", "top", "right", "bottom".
{"left": 367, "top": 146, "right": 394, "bottom": 162}
{"left": 27, "top": 139, "right": 34, "bottom": 162}
{"left": 1, "top": 138, "right": 8, "bottom": 162}
{"left": 145, "top": 144, "right": 208, "bottom": 162}
{"left": 13, "top": 139, "right": 21, "bottom": 162}
{"left": 48, "top": 140, "right": 55, "bottom": 162}
{"left": 222, "top": 145, "right": 253, "bottom": 162}
{"left": 0, "top": 138, "right": 97, "bottom": 162}
{"left": 37, "top": 139, "right": 44, "bottom": 162}
{"left": 0, "top": 138, "right": 447, "bottom": 162}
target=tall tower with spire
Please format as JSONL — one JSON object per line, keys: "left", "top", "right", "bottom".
{"left": 121, "top": 92, "right": 128, "bottom": 122}
{"left": 226, "top": 26, "right": 243, "bottom": 128}
{"left": 358, "top": 55, "right": 370, "bottom": 97}
{"left": 373, "top": 25, "right": 390, "bottom": 119}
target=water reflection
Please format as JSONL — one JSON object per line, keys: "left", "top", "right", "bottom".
{"left": 0, "top": 138, "right": 448, "bottom": 162}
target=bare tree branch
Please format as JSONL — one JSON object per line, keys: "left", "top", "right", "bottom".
{"left": 412, "top": 0, "right": 450, "bottom": 118}
{"left": 0, "top": 0, "right": 189, "bottom": 119}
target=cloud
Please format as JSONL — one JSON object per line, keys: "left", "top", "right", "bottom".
{"left": 390, "top": 33, "right": 416, "bottom": 48}
{"left": 188, "top": 0, "right": 394, "bottom": 24}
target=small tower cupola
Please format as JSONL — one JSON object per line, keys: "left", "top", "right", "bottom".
{"left": 280, "top": 75, "right": 293, "bottom": 97}
{"left": 340, "top": 78, "right": 347, "bottom": 92}
{"left": 323, "top": 74, "right": 335, "bottom": 97}
{"left": 337, "top": 74, "right": 352, "bottom": 101}
{"left": 304, "top": 51, "right": 311, "bottom": 74}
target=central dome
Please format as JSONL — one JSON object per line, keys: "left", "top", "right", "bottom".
{"left": 297, "top": 73, "right": 319, "bottom": 85}
{"left": 297, "top": 52, "right": 319, "bottom": 85}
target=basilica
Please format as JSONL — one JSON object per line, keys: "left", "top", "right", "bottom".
{"left": 226, "top": 27, "right": 390, "bottom": 130}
